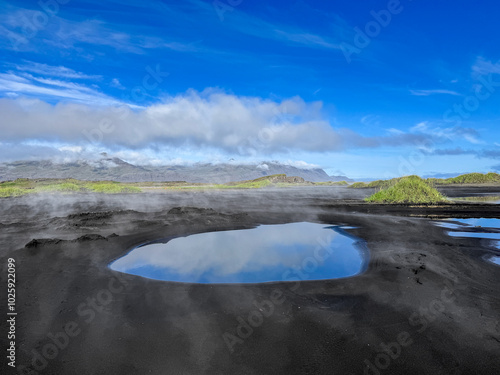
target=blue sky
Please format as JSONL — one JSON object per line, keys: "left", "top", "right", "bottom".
{"left": 1, "top": 0, "right": 500, "bottom": 179}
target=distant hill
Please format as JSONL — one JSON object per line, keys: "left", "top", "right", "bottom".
{"left": 329, "top": 174, "right": 354, "bottom": 183}
{"left": 0, "top": 157, "right": 347, "bottom": 183}
{"left": 349, "top": 173, "right": 500, "bottom": 188}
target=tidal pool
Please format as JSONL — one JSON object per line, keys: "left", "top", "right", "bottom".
{"left": 110, "top": 222, "right": 369, "bottom": 284}
{"left": 436, "top": 218, "right": 500, "bottom": 239}
{"left": 435, "top": 218, "right": 500, "bottom": 266}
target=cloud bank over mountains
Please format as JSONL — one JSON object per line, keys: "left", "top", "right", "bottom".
{"left": 0, "top": 89, "right": 448, "bottom": 158}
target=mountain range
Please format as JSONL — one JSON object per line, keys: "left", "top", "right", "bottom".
{"left": 0, "top": 156, "right": 352, "bottom": 183}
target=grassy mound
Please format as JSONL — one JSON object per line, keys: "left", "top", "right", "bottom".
{"left": 351, "top": 172, "right": 500, "bottom": 190}
{"left": 366, "top": 176, "right": 446, "bottom": 203}
{"left": 430, "top": 172, "right": 500, "bottom": 185}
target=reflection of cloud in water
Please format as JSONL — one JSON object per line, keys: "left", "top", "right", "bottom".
{"left": 111, "top": 223, "right": 367, "bottom": 283}
{"left": 115, "top": 223, "right": 329, "bottom": 273}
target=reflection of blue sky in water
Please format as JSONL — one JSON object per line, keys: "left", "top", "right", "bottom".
{"left": 434, "top": 218, "right": 500, "bottom": 266}
{"left": 110, "top": 222, "right": 368, "bottom": 283}
{"left": 437, "top": 218, "right": 500, "bottom": 240}
{"left": 435, "top": 218, "right": 500, "bottom": 230}
{"left": 448, "top": 232, "right": 500, "bottom": 240}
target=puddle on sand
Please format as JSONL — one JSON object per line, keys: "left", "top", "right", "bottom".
{"left": 435, "top": 218, "right": 500, "bottom": 266}
{"left": 434, "top": 218, "right": 500, "bottom": 231}
{"left": 110, "top": 222, "right": 369, "bottom": 284}
{"left": 489, "top": 256, "right": 500, "bottom": 265}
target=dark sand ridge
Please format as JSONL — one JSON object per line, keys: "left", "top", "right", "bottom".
{"left": 1, "top": 186, "right": 499, "bottom": 374}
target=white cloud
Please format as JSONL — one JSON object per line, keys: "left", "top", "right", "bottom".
{"left": 51, "top": 19, "right": 145, "bottom": 54}
{"left": 196, "top": 0, "right": 342, "bottom": 50}
{"left": 0, "top": 91, "right": 335, "bottom": 153}
{"left": 58, "top": 146, "right": 83, "bottom": 153}
{"left": 15, "top": 61, "right": 102, "bottom": 80}
{"left": 0, "top": 4, "right": 201, "bottom": 55}
{"left": 360, "top": 114, "right": 380, "bottom": 127}
{"left": 386, "top": 128, "right": 404, "bottom": 135}
{"left": 0, "top": 72, "right": 127, "bottom": 106}
{"left": 281, "top": 160, "right": 320, "bottom": 169}
{"left": 273, "top": 29, "right": 340, "bottom": 49}
{"left": 44, "top": 17, "right": 200, "bottom": 55}
{"left": 409, "top": 89, "right": 461, "bottom": 96}
{"left": 110, "top": 78, "right": 125, "bottom": 89}
{"left": 410, "top": 121, "right": 481, "bottom": 144}
{"left": 472, "top": 57, "right": 500, "bottom": 76}
{"left": 0, "top": 90, "right": 441, "bottom": 157}
{"left": 410, "top": 121, "right": 429, "bottom": 132}
{"left": 18, "top": 73, "right": 99, "bottom": 93}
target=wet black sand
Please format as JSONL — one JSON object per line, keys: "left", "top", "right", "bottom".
{"left": 1, "top": 186, "right": 499, "bottom": 374}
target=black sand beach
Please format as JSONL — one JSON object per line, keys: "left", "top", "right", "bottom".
{"left": 1, "top": 186, "right": 500, "bottom": 374}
